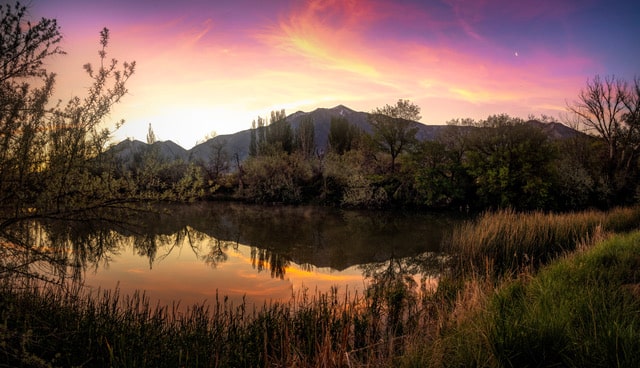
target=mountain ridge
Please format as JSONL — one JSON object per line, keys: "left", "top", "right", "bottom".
{"left": 108, "top": 105, "right": 582, "bottom": 166}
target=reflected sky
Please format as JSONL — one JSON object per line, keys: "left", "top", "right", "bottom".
{"left": 6, "top": 203, "right": 454, "bottom": 310}
{"left": 83, "top": 230, "right": 365, "bottom": 308}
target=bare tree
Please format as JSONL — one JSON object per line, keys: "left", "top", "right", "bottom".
{"left": 566, "top": 75, "right": 640, "bottom": 202}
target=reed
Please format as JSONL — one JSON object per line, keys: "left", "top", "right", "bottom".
{"left": 444, "top": 206, "right": 640, "bottom": 279}
{"left": 0, "top": 278, "right": 444, "bottom": 367}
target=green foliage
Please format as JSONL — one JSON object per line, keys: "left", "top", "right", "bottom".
{"left": 404, "top": 140, "right": 466, "bottom": 207}
{"left": 370, "top": 99, "right": 421, "bottom": 173}
{"left": 242, "top": 152, "right": 313, "bottom": 203}
{"left": 463, "top": 114, "right": 556, "bottom": 209}
{"left": 172, "top": 162, "right": 206, "bottom": 201}
{"left": 323, "top": 150, "right": 387, "bottom": 207}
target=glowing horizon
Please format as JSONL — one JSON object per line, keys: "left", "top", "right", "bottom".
{"left": 30, "top": 0, "right": 639, "bottom": 148}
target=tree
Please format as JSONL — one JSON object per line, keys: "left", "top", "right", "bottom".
{"left": 463, "top": 115, "right": 556, "bottom": 210}
{"left": 405, "top": 140, "right": 465, "bottom": 207}
{"left": 0, "top": 3, "right": 135, "bottom": 282}
{"left": 370, "top": 99, "right": 421, "bottom": 172}
{"left": 146, "top": 123, "right": 157, "bottom": 144}
{"left": 295, "top": 116, "right": 315, "bottom": 158}
{"left": 208, "top": 136, "right": 229, "bottom": 182}
{"left": 328, "top": 116, "right": 360, "bottom": 154}
{"left": 249, "top": 119, "right": 257, "bottom": 157}
{"left": 566, "top": 75, "right": 640, "bottom": 204}
{"left": 241, "top": 151, "right": 313, "bottom": 204}
{"left": 265, "top": 109, "right": 293, "bottom": 154}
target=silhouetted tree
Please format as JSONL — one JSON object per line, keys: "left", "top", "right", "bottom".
{"left": 295, "top": 116, "right": 315, "bottom": 158}
{"left": 370, "top": 99, "right": 421, "bottom": 172}
{"left": 208, "top": 137, "right": 229, "bottom": 182}
{"left": 566, "top": 75, "right": 640, "bottom": 204}
{"left": 146, "top": 123, "right": 157, "bottom": 144}
{"left": 249, "top": 119, "right": 257, "bottom": 157}
{"left": 266, "top": 109, "right": 293, "bottom": 154}
{"left": 328, "top": 116, "right": 359, "bottom": 154}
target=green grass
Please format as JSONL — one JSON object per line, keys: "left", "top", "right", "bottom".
{"left": 433, "top": 230, "right": 640, "bottom": 367}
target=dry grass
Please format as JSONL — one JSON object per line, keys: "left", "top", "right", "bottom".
{"left": 444, "top": 206, "right": 640, "bottom": 279}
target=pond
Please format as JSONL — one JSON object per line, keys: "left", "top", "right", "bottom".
{"left": 17, "top": 202, "right": 461, "bottom": 309}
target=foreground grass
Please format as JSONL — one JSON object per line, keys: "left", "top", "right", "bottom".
{"left": 0, "top": 281, "right": 443, "bottom": 367}
{"left": 413, "top": 230, "right": 640, "bottom": 367}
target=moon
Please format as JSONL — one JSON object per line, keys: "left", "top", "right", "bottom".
{"left": 514, "top": 51, "right": 519, "bottom": 57}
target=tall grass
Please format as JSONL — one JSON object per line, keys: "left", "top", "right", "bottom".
{"left": 0, "top": 278, "right": 445, "bottom": 367}
{"left": 444, "top": 206, "right": 640, "bottom": 279}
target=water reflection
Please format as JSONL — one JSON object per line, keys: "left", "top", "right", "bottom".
{"left": 2, "top": 202, "right": 458, "bottom": 306}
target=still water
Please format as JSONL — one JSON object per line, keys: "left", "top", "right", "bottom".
{"left": 37, "top": 203, "right": 459, "bottom": 308}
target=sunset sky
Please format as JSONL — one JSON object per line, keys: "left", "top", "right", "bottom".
{"left": 29, "top": 0, "right": 639, "bottom": 148}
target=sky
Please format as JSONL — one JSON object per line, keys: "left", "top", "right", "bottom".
{"left": 24, "top": 0, "right": 640, "bottom": 149}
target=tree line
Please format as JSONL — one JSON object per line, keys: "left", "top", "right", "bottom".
{"left": 225, "top": 92, "right": 639, "bottom": 211}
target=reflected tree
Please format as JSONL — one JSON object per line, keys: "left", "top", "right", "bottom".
{"left": 360, "top": 251, "right": 443, "bottom": 346}
{"left": 251, "top": 247, "right": 289, "bottom": 279}
{"left": 201, "top": 238, "right": 234, "bottom": 268}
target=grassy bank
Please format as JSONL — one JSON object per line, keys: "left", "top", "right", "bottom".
{"left": 419, "top": 230, "right": 640, "bottom": 367}
{"left": 2, "top": 207, "right": 640, "bottom": 367}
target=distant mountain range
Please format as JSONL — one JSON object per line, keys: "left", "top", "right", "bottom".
{"left": 107, "top": 105, "right": 582, "bottom": 167}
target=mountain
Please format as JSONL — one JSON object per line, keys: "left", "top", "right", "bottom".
{"left": 188, "top": 104, "right": 451, "bottom": 163}
{"left": 109, "top": 139, "right": 189, "bottom": 168}
{"left": 107, "top": 105, "right": 582, "bottom": 166}
{"left": 286, "top": 104, "right": 449, "bottom": 148}
{"left": 525, "top": 120, "right": 582, "bottom": 140}
{"left": 188, "top": 130, "right": 251, "bottom": 164}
